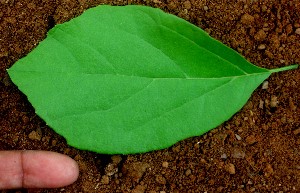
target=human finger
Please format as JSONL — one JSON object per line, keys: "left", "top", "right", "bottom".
{"left": 0, "top": 150, "right": 79, "bottom": 189}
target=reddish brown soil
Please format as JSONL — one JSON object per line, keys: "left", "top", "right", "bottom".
{"left": 1, "top": 0, "right": 299, "bottom": 192}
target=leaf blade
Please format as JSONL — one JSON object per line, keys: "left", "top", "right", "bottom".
{"left": 8, "top": 5, "right": 297, "bottom": 154}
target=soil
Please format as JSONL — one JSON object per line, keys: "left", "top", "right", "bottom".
{"left": 0, "top": 0, "right": 299, "bottom": 192}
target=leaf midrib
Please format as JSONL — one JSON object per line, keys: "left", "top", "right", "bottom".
{"left": 10, "top": 69, "right": 270, "bottom": 80}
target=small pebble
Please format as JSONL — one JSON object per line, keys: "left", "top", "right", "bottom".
{"left": 240, "top": 13, "right": 254, "bottom": 25}
{"left": 28, "top": 130, "right": 42, "bottom": 141}
{"left": 203, "top": 5, "right": 209, "bottom": 11}
{"left": 235, "top": 134, "right": 242, "bottom": 141}
{"left": 162, "top": 161, "right": 169, "bottom": 168}
{"left": 123, "top": 162, "right": 150, "bottom": 182}
{"left": 185, "top": 169, "right": 192, "bottom": 176}
{"left": 280, "top": 59, "right": 286, "bottom": 64}
{"left": 155, "top": 175, "right": 166, "bottom": 185}
{"left": 183, "top": 1, "right": 191, "bottom": 9}
{"left": 132, "top": 185, "right": 146, "bottom": 193}
{"left": 105, "top": 163, "right": 118, "bottom": 176}
{"left": 111, "top": 155, "right": 122, "bottom": 164}
{"left": 254, "top": 29, "right": 267, "bottom": 41}
{"left": 262, "top": 81, "right": 269, "bottom": 89}
{"left": 259, "top": 100, "right": 264, "bottom": 109}
{"left": 232, "top": 148, "right": 245, "bottom": 159}
{"left": 295, "top": 28, "right": 300, "bottom": 35}
{"left": 101, "top": 175, "right": 110, "bottom": 184}
{"left": 246, "top": 135, "right": 257, "bottom": 145}
{"left": 293, "top": 128, "right": 300, "bottom": 135}
{"left": 27, "top": 2, "right": 36, "bottom": 9}
{"left": 286, "top": 24, "right": 293, "bottom": 35}
{"left": 289, "top": 97, "right": 296, "bottom": 111}
{"left": 51, "top": 139, "right": 57, "bottom": 146}
{"left": 258, "top": 44, "right": 266, "bottom": 50}
{"left": 264, "top": 163, "right": 274, "bottom": 177}
{"left": 270, "top": 96, "right": 278, "bottom": 108}
{"left": 224, "top": 163, "right": 235, "bottom": 174}
{"left": 221, "top": 153, "right": 227, "bottom": 159}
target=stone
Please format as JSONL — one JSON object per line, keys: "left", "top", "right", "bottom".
{"left": 258, "top": 44, "right": 266, "bottom": 50}
{"left": 224, "top": 163, "right": 235, "bottom": 174}
{"left": 293, "top": 128, "right": 300, "bottom": 135}
{"left": 255, "top": 29, "right": 267, "bottom": 41}
{"left": 162, "top": 161, "right": 169, "bottom": 168}
{"left": 240, "top": 13, "right": 254, "bottom": 26}
{"left": 101, "top": 175, "right": 110, "bottom": 184}
{"left": 28, "top": 130, "right": 42, "bottom": 141}
{"left": 232, "top": 148, "right": 245, "bottom": 158}
{"left": 155, "top": 175, "right": 167, "bottom": 185}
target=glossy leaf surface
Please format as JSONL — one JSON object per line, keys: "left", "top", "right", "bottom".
{"left": 8, "top": 5, "right": 297, "bottom": 154}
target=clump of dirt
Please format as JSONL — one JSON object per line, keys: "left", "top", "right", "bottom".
{"left": 0, "top": 0, "right": 299, "bottom": 192}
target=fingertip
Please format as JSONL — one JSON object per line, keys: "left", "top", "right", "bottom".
{"left": 22, "top": 151, "right": 79, "bottom": 188}
{"left": 63, "top": 153, "right": 80, "bottom": 186}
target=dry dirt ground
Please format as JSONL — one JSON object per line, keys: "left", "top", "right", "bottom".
{"left": 0, "top": 0, "right": 299, "bottom": 192}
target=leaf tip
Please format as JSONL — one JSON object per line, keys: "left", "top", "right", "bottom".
{"left": 6, "top": 67, "right": 12, "bottom": 76}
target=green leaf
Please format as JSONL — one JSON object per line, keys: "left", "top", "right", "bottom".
{"left": 7, "top": 5, "right": 298, "bottom": 154}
